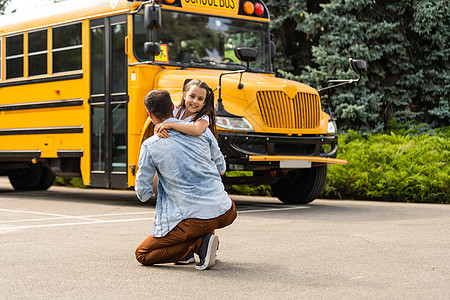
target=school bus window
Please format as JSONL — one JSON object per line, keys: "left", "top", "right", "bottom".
{"left": 225, "top": 30, "right": 266, "bottom": 64}
{"left": 6, "top": 33, "right": 24, "bottom": 79}
{"left": 52, "top": 23, "right": 82, "bottom": 73}
{"left": 133, "top": 10, "right": 271, "bottom": 73}
{"left": 91, "top": 26, "right": 105, "bottom": 95}
{"left": 111, "top": 23, "right": 127, "bottom": 94}
{"left": 28, "top": 29, "right": 48, "bottom": 76}
{"left": 0, "top": 37, "right": 2, "bottom": 81}
{"left": 132, "top": 13, "right": 147, "bottom": 60}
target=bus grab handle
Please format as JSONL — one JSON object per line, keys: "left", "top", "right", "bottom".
{"left": 124, "top": 36, "right": 129, "bottom": 56}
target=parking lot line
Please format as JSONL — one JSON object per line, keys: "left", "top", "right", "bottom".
{"left": 0, "top": 217, "right": 155, "bottom": 231}
{"left": 0, "top": 211, "right": 155, "bottom": 224}
{"left": 238, "top": 206, "right": 309, "bottom": 214}
{"left": 0, "top": 205, "right": 307, "bottom": 232}
{"left": 0, "top": 208, "right": 101, "bottom": 222}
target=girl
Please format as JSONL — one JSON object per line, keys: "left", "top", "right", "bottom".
{"left": 154, "top": 79, "right": 217, "bottom": 139}
{"left": 153, "top": 80, "right": 220, "bottom": 265}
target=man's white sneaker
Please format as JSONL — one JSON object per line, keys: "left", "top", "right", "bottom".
{"left": 195, "top": 234, "right": 219, "bottom": 270}
{"left": 176, "top": 254, "right": 195, "bottom": 265}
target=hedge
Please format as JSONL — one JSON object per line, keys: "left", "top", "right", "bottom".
{"left": 323, "top": 126, "right": 449, "bottom": 203}
{"left": 226, "top": 126, "right": 449, "bottom": 204}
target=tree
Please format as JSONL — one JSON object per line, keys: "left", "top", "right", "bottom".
{"left": 0, "top": 0, "right": 11, "bottom": 14}
{"left": 267, "top": 0, "right": 450, "bottom": 132}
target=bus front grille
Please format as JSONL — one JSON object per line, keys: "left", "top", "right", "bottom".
{"left": 256, "top": 91, "right": 321, "bottom": 129}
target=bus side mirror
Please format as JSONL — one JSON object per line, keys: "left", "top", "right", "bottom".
{"left": 144, "top": 4, "right": 162, "bottom": 57}
{"left": 145, "top": 4, "right": 161, "bottom": 30}
{"left": 234, "top": 47, "right": 259, "bottom": 63}
{"left": 270, "top": 41, "right": 276, "bottom": 60}
{"left": 349, "top": 58, "right": 367, "bottom": 73}
{"left": 143, "top": 42, "right": 161, "bottom": 56}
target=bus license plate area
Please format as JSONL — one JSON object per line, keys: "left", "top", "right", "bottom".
{"left": 280, "top": 160, "right": 311, "bottom": 169}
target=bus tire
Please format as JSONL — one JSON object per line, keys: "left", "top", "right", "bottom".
{"left": 36, "top": 166, "right": 56, "bottom": 190}
{"left": 270, "top": 166, "right": 328, "bottom": 204}
{"left": 8, "top": 164, "right": 42, "bottom": 191}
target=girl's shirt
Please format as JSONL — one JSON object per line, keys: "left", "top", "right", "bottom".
{"left": 173, "top": 106, "right": 210, "bottom": 124}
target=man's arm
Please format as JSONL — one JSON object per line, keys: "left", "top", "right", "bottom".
{"left": 135, "top": 143, "right": 156, "bottom": 202}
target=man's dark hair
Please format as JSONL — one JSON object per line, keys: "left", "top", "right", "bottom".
{"left": 144, "top": 90, "right": 173, "bottom": 119}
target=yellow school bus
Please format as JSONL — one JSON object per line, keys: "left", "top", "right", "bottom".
{"left": 0, "top": 0, "right": 366, "bottom": 203}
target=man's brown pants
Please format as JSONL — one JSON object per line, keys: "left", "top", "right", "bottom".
{"left": 135, "top": 201, "right": 237, "bottom": 265}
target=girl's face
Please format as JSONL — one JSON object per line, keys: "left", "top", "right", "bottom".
{"left": 183, "top": 85, "right": 207, "bottom": 117}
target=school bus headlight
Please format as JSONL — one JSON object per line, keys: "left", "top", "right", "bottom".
{"left": 328, "top": 119, "right": 337, "bottom": 134}
{"left": 216, "top": 116, "right": 254, "bottom": 132}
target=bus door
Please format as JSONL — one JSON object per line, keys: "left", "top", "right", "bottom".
{"left": 89, "top": 15, "right": 128, "bottom": 188}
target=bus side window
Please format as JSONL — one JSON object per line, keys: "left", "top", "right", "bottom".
{"left": 52, "top": 23, "right": 82, "bottom": 74}
{"left": 0, "top": 37, "right": 2, "bottom": 81}
{"left": 6, "top": 33, "right": 24, "bottom": 79}
{"left": 28, "top": 29, "right": 48, "bottom": 77}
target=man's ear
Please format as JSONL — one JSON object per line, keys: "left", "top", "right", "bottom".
{"left": 172, "top": 103, "right": 174, "bottom": 111}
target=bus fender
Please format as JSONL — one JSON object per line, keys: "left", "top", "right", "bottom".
{"left": 139, "top": 116, "right": 154, "bottom": 145}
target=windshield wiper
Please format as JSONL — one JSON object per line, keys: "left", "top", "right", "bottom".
{"left": 177, "top": 60, "right": 214, "bottom": 70}
{"left": 177, "top": 62, "right": 195, "bottom": 70}
{"left": 177, "top": 60, "right": 247, "bottom": 71}
{"left": 128, "top": 61, "right": 165, "bottom": 69}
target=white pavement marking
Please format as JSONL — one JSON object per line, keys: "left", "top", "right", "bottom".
{"left": 0, "top": 217, "right": 155, "bottom": 231}
{"left": 0, "top": 211, "right": 154, "bottom": 224}
{"left": 0, "top": 208, "right": 101, "bottom": 221}
{"left": 238, "top": 206, "right": 309, "bottom": 214}
{"left": 0, "top": 205, "right": 307, "bottom": 232}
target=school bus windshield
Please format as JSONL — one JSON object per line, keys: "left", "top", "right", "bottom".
{"left": 133, "top": 10, "right": 271, "bottom": 72}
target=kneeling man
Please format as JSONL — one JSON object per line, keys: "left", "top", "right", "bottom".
{"left": 135, "top": 90, "right": 237, "bottom": 270}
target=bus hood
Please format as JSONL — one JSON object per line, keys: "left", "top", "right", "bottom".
{"left": 154, "top": 68, "right": 326, "bottom": 134}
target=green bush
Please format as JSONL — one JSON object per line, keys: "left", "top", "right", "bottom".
{"left": 224, "top": 171, "right": 272, "bottom": 197}
{"left": 225, "top": 127, "right": 449, "bottom": 203}
{"left": 54, "top": 176, "right": 87, "bottom": 188}
{"left": 322, "top": 126, "right": 450, "bottom": 203}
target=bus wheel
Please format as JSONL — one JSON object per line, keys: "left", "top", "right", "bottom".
{"left": 8, "top": 164, "right": 42, "bottom": 191}
{"left": 270, "top": 166, "right": 328, "bottom": 204}
{"left": 36, "top": 166, "right": 56, "bottom": 190}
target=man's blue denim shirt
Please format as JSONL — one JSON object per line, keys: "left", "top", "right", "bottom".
{"left": 135, "top": 118, "right": 232, "bottom": 237}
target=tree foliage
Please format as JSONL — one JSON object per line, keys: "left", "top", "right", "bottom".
{"left": 0, "top": 0, "right": 11, "bottom": 14}
{"left": 266, "top": 0, "right": 450, "bottom": 132}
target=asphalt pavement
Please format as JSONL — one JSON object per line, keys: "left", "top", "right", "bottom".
{"left": 0, "top": 179, "right": 449, "bottom": 299}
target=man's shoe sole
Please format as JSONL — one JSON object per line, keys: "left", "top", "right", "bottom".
{"left": 175, "top": 255, "right": 195, "bottom": 265}
{"left": 195, "top": 235, "right": 219, "bottom": 270}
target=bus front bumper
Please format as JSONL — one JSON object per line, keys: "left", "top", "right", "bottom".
{"left": 218, "top": 132, "right": 347, "bottom": 170}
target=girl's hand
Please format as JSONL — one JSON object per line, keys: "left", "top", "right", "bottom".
{"left": 154, "top": 123, "right": 173, "bottom": 133}
{"left": 154, "top": 123, "right": 163, "bottom": 133}
{"left": 157, "top": 129, "right": 170, "bottom": 138}
{"left": 154, "top": 123, "right": 170, "bottom": 138}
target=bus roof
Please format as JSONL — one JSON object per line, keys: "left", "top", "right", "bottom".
{"left": 0, "top": 0, "right": 270, "bottom": 35}
{"left": 0, "top": 0, "right": 130, "bottom": 35}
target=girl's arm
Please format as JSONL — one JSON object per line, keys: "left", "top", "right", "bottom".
{"left": 155, "top": 119, "right": 209, "bottom": 137}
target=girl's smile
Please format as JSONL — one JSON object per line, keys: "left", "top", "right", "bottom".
{"left": 183, "top": 85, "right": 207, "bottom": 118}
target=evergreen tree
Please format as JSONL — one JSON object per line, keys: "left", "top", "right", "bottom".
{"left": 267, "top": 0, "right": 449, "bottom": 132}
{"left": 0, "top": 0, "right": 11, "bottom": 14}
